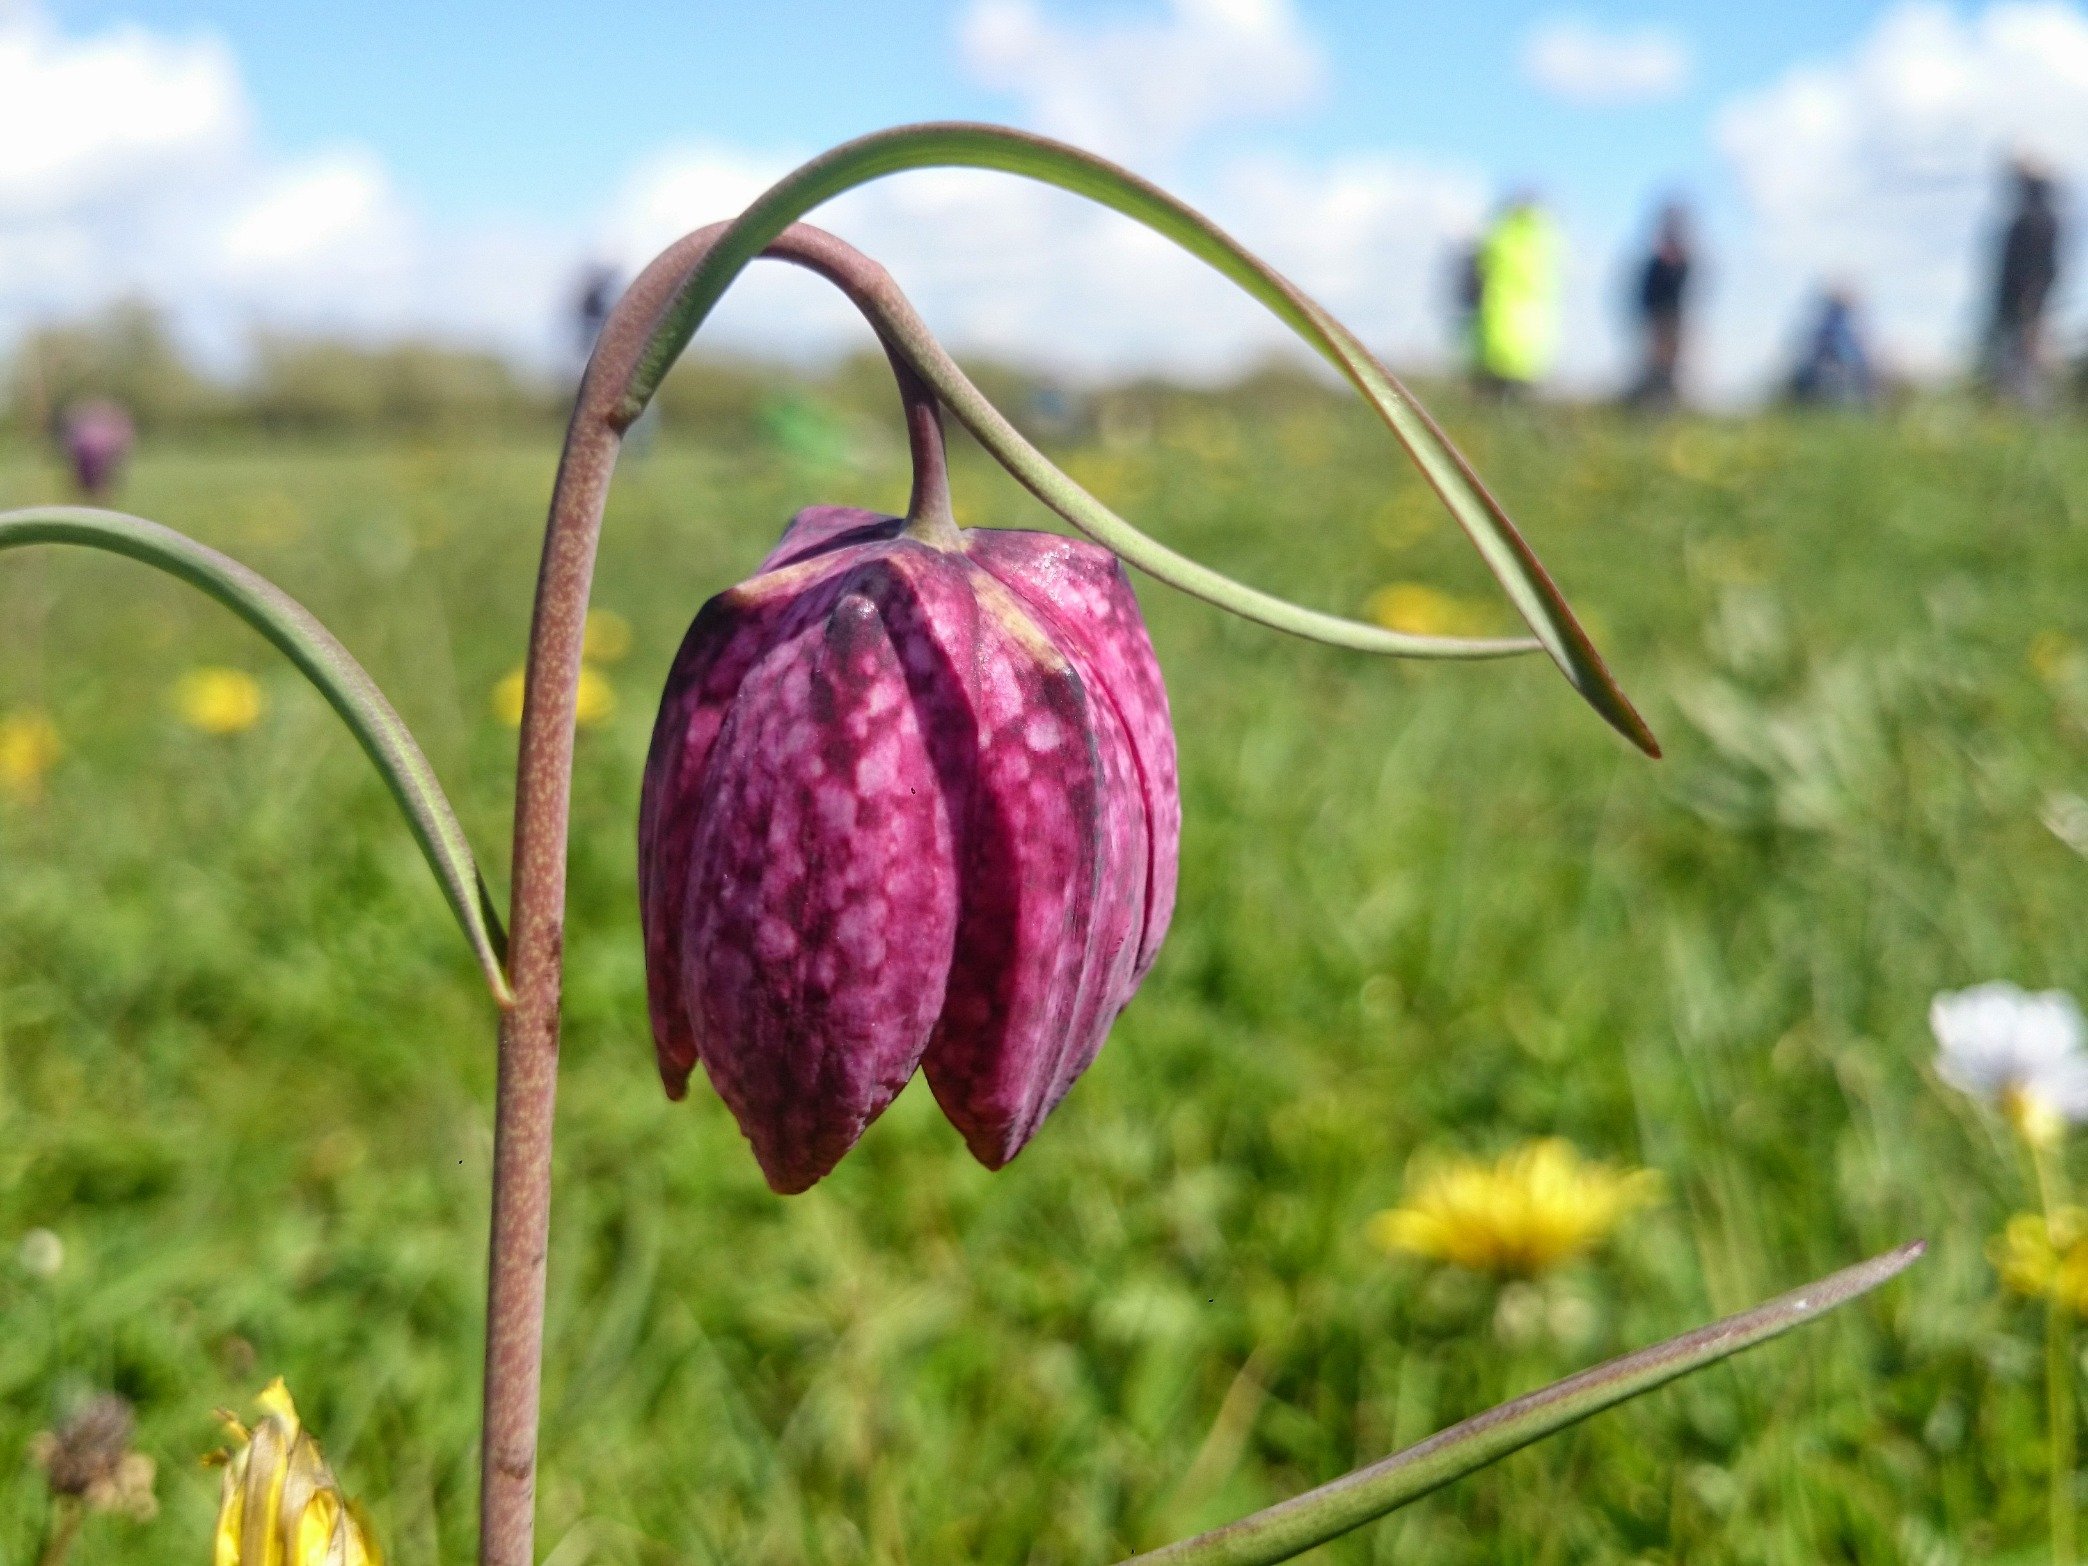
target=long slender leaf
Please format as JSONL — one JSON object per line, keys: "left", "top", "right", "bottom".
{"left": 0, "top": 505, "right": 511, "bottom": 1005}
{"left": 1119, "top": 1241, "right": 1924, "bottom": 1565}
{"left": 625, "top": 122, "right": 1657, "bottom": 755}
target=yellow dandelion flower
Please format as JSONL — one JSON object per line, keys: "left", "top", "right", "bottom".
{"left": 492, "top": 665, "right": 616, "bottom": 729}
{"left": 1993, "top": 1208, "right": 2088, "bottom": 1313}
{"left": 1368, "top": 583, "right": 1498, "bottom": 640}
{"left": 576, "top": 666, "right": 616, "bottom": 727}
{"left": 0, "top": 709, "right": 62, "bottom": 801}
{"left": 209, "top": 1378, "right": 382, "bottom": 1566}
{"left": 174, "top": 669, "right": 265, "bottom": 735}
{"left": 583, "top": 609, "right": 634, "bottom": 664}
{"left": 491, "top": 669, "right": 526, "bottom": 727}
{"left": 1368, "top": 1138, "right": 1662, "bottom": 1279}
{"left": 2030, "top": 630, "right": 2078, "bottom": 685}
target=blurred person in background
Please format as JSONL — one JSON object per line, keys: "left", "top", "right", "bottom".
{"left": 572, "top": 263, "right": 621, "bottom": 367}
{"left": 60, "top": 398, "right": 133, "bottom": 499}
{"left": 1786, "top": 286, "right": 1877, "bottom": 409}
{"left": 1625, "top": 199, "right": 1694, "bottom": 410}
{"left": 1982, "top": 157, "right": 2063, "bottom": 408}
{"left": 1475, "top": 192, "right": 1560, "bottom": 399}
{"left": 1450, "top": 237, "right": 1485, "bottom": 383}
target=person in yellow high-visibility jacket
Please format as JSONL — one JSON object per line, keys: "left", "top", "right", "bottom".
{"left": 1476, "top": 194, "right": 1560, "bottom": 393}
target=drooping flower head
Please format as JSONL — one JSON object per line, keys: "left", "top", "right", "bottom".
{"left": 640, "top": 506, "right": 1178, "bottom": 1192}
{"left": 1368, "top": 1138, "right": 1662, "bottom": 1279}
{"left": 209, "top": 1379, "right": 381, "bottom": 1566}
{"left": 1932, "top": 981, "right": 2088, "bottom": 1147}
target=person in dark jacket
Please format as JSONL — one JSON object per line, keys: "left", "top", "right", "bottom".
{"left": 1627, "top": 200, "right": 1694, "bottom": 408}
{"left": 1985, "top": 158, "right": 2063, "bottom": 406}
{"left": 1787, "top": 287, "right": 1877, "bottom": 409}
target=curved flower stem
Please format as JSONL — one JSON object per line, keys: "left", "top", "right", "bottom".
{"left": 0, "top": 505, "right": 510, "bottom": 1003}
{"left": 733, "top": 228, "right": 1537, "bottom": 661}
{"left": 624, "top": 122, "right": 1656, "bottom": 752}
{"left": 480, "top": 220, "right": 981, "bottom": 1566}
{"left": 893, "top": 349, "right": 960, "bottom": 547}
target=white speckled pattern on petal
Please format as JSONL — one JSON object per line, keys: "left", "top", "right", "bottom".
{"left": 680, "top": 556, "right": 964, "bottom": 1192}
{"left": 639, "top": 507, "right": 1182, "bottom": 1191}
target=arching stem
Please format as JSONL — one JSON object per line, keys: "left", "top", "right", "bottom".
{"left": 894, "top": 349, "right": 960, "bottom": 547}
{"left": 479, "top": 221, "right": 965, "bottom": 1566}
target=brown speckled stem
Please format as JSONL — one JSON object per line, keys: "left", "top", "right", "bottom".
{"left": 477, "top": 222, "right": 949, "bottom": 1566}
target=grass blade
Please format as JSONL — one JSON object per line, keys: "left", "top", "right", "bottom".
{"left": 624, "top": 122, "right": 1657, "bottom": 753}
{"left": 1119, "top": 1241, "right": 1924, "bottom": 1566}
{"left": 0, "top": 505, "right": 512, "bottom": 1006}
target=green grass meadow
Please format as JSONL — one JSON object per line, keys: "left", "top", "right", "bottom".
{"left": 3, "top": 397, "right": 2086, "bottom": 1562}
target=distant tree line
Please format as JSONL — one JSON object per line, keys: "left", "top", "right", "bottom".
{"left": 0, "top": 300, "right": 1126, "bottom": 448}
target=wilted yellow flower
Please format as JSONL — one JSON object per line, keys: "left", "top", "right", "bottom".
{"left": 583, "top": 609, "right": 634, "bottom": 664}
{"left": 0, "top": 709, "right": 62, "bottom": 800}
{"left": 1368, "top": 1138, "right": 1662, "bottom": 1278}
{"left": 174, "top": 669, "right": 265, "bottom": 735}
{"left": 209, "top": 1379, "right": 381, "bottom": 1566}
{"left": 492, "top": 665, "right": 615, "bottom": 729}
{"left": 1993, "top": 1208, "right": 2088, "bottom": 1312}
{"left": 30, "top": 1392, "right": 156, "bottom": 1520}
{"left": 1367, "top": 583, "right": 1497, "bottom": 639}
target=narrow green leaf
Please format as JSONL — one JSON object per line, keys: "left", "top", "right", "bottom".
{"left": 1117, "top": 1241, "right": 1923, "bottom": 1566}
{"left": 0, "top": 505, "right": 512, "bottom": 1006}
{"left": 626, "top": 122, "right": 1658, "bottom": 754}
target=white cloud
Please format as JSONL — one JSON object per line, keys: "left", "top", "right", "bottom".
{"left": 0, "top": 7, "right": 243, "bottom": 212}
{"left": 1521, "top": 18, "right": 1691, "bottom": 106}
{"left": 0, "top": 2, "right": 577, "bottom": 363}
{"left": 957, "top": 0, "right": 1325, "bottom": 165}
{"left": 1715, "top": 0, "right": 2088, "bottom": 380}
{"left": 594, "top": 0, "right": 1487, "bottom": 384}
{"left": 602, "top": 146, "right": 1487, "bottom": 382}
{"left": 218, "top": 152, "right": 407, "bottom": 276}
{"left": 0, "top": 0, "right": 1554, "bottom": 394}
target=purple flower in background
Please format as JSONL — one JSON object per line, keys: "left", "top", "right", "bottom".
{"left": 61, "top": 400, "right": 134, "bottom": 500}
{"left": 640, "top": 505, "right": 1179, "bottom": 1193}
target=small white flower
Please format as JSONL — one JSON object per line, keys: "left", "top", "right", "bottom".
{"left": 1933, "top": 982, "right": 2088, "bottom": 1143}
{"left": 17, "top": 1227, "right": 63, "bottom": 1279}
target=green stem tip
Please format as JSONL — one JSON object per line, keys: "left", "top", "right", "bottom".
{"left": 0, "top": 505, "right": 511, "bottom": 1006}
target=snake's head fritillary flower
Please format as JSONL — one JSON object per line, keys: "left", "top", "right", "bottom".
{"left": 61, "top": 399, "right": 134, "bottom": 499}
{"left": 208, "top": 1379, "right": 381, "bottom": 1566}
{"left": 639, "top": 506, "right": 1179, "bottom": 1192}
{"left": 1932, "top": 982, "right": 2088, "bottom": 1147}
{"left": 1368, "top": 1138, "right": 1662, "bottom": 1279}
{"left": 173, "top": 668, "right": 265, "bottom": 736}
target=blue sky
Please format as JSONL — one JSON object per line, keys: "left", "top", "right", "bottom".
{"left": 14, "top": 1, "right": 2088, "bottom": 396}
{"left": 45, "top": 0, "right": 1881, "bottom": 228}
